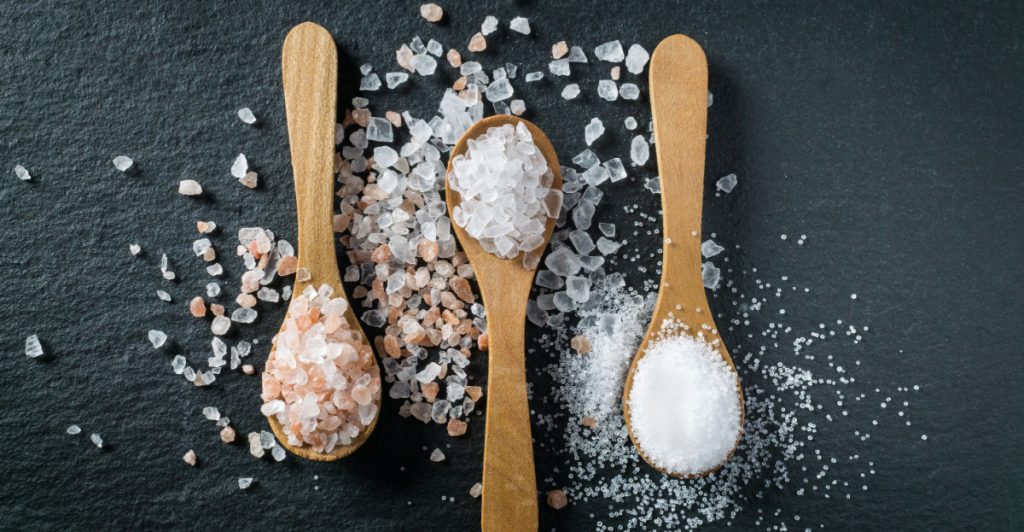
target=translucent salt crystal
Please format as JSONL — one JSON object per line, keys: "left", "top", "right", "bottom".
{"left": 630, "top": 135, "right": 650, "bottom": 166}
{"left": 594, "top": 40, "right": 624, "bottom": 62}
{"left": 25, "top": 334, "right": 43, "bottom": 358}
{"left": 362, "top": 309, "right": 386, "bottom": 327}
{"left": 416, "top": 362, "right": 442, "bottom": 383}
{"left": 156, "top": 290, "right": 171, "bottom": 302}
{"left": 567, "top": 46, "right": 588, "bottom": 63}
{"left": 525, "top": 71, "right": 544, "bottom": 82}
{"left": 366, "top": 118, "right": 394, "bottom": 142}
{"left": 171, "top": 355, "right": 186, "bottom": 374}
{"left": 206, "top": 282, "right": 221, "bottom": 298}
{"left": 231, "top": 307, "right": 257, "bottom": 324}
{"left": 178, "top": 180, "right": 202, "bottom": 196}
{"left": 148, "top": 330, "right": 167, "bottom": 348}
{"left": 386, "top": 72, "right": 409, "bottom": 89}
{"left": 14, "top": 164, "right": 31, "bottom": 181}
{"left": 625, "top": 116, "right": 638, "bottom": 130}
{"left": 256, "top": 287, "right": 279, "bottom": 302}
{"left": 129, "top": 244, "right": 141, "bottom": 256}
{"left": 238, "top": 478, "right": 254, "bottom": 490}
{"left": 561, "top": 84, "right": 580, "bottom": 100}
{"left": 260, "top": 430, "right": 275, "bottom": 449}
{"left": 211, "top": 316, "right": 231, "bottom": 335}
{"left": 701, "top": 239, "right": 725, "bottom": 258}
{"left": 271, "top": 445, "right": 286, "bottom": 461}
{"left": 360, "top": 73, "right": 382, "bottom": 91}
{"left": 702, "top": 261, "right": 721, "bottom": 289}
{"left": 202, "top": 406, "right": 220, "bottom": 421}
{"left": 581, "top": 164, "right": 609, "bottom": 186}
{"left": 596, "top": 236, "right": 621, "bottom": 255}
{"left": 625, "top": 44, "right": 650, "bottom": 74}
{"left": 572, "top": 199, "right": 597, "bottom": 230}
{"left": 66, "top": 425, "right": 81, "bottom": 435}
{"left": 644, "top": 176, "right": 661, "bottom": 194}
{"left": 509, "top": 16, "right": 531, "bottom": 34}
{"left": 192, "top": 238, "right": 212, "bottom": 256}
{"left": 239, "top": 171, "right": 257, "bottom": 188}
{"left": 481, "top": 15, "right": 498, "bottom": 35}
{"left": 373, "top": 146, "right": 399, "bottom": 168}
{"left": 237, "top": 107, "right": 257, "bottom": 124}
{"left": 569, "top": 230, "right": 596, "bottom": 255}
{"left": 620, "top": 83, "right": 640, "bottom": 100}
{"left": 112, "top": 156, "right": 133, "bottom": 172}
{"left": 584, "top": 118, "right": 605, "bottom": 145}
{"left": 510, "top": 99, "right": 526, "bottom": 116}
{"left": 485, "top": 78, "right": 513, "bottom": 102}
{"left": 572, "top": 149, "right": 599, "bottom": 169}
{"left": 231, "top": 154, "right": 248, "bottom": 178}
{"left": 553, "top": 292, "right": 576, "bottom": 312}
{"left": 429, "top": 448, "right": 446, "bottom": 462}
{"left": 536, "top": 270, "right": 564, "bottom": 289}
{"left": 708, "top": 91, "right": 714, "bottom": 107}
{"left": 420, "top": 2, "right": 443, "bottom": 22}
{"left": 604, "top": 158, "right": 627, "bottom": 182}
{"left": 549, "top": 59, "right": 570, "bottom": 76}
{"left": 470, "top": 482, "right": 483, "bottom": 498}
{"left": 598, "top": 223, "right": 616, "bottom": 238}
{"left": 565, "top": 276, "right": 592, "bottom": 302}
{"left": 597, "top": 80, "right": 618, "bottom": 101}
{"left": 716, "top": 173, "right": 738, "bottom": 193}
{"left": 90, "top": 433, "right": 103, "bottom": 448}
{"left": 426, "top": 39, "right": 443, "bottom": 57}
{"left": 545, "top": 247, "right": 582, "bottom": 277}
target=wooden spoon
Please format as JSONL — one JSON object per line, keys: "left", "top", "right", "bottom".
{"left": 621, "top": 34, "right": 745, "bottom": 478}
{"left": 263, "top": 22, "right": 381, "bottom": 461}
{"left": 445, "top": 115, "right": 562, "bottom": 531}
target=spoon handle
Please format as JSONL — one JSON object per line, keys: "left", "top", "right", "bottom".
{"left": 479, "top": 271, "right": 538, "bottom": 532}
{"left": 282, "top": 22, "right": 339, "bottom": 290}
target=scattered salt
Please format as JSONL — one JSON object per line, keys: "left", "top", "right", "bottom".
{"left": 716, "top": 173, "right": 738, "bottom": 193}
{"left": 624, "top": 44, "right": 650, "bottom": 74}
{"left": 112, "top": 156, "right": 134, "bottom": 172}
{"left": 237, "top": 107, "right": 257, "bottom": 124}
{"left": 14, "top": 164, "right": 31, "bottom": 181}
{"left": 25, "top": 334, "right": 43, "bottom": 358}
{"left": 594, "top": 40, "right": 625, "bottom": 62}
{"left": 178, "top": 180, "right": 203, "bottom": 196}
{"left": 509, "top": 17, "right": 531, "bottom": 35}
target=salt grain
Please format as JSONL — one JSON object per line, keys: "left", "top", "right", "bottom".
{"left": 231, "top": 154, "right": 248, "bottom": 179}
{"left": 481, "top": 15, "right": 498, "bottom": 35}
{"left": 624, "top": 44, "right": 650, "bottom": 74}
{"left": 584, "top": 118, "right": 605, "bottom": 146}
{"left": 178, "top": 180, "right": 203, "bottom": 196}
{"left": 561, "top": 84, "right": 580, "bottom": 100}
{"left": 419, "top": 3, "right": 443, "bottom": 22}
{"left": 25, "top": 334, "right": 43, "bottom": 358}
{"left": 148, "top": 330, "right": 167, "bottom": 349}
{"left": 509, "top": 17, "right": 531, "bottom": 35}
{"left": 112, "top": 156, "right": 134, "bottom": 172}
{"left": 716, "top": 173, "right": 738, "bottom": 193}
{"left": 14, "top": 164, "right": 31, "bottom": 181}
{"left": 237, "top": 107, "right": 257, "bottom": 125}
{"left": 594, "top": 40, "right": 625, "bottom": 62}
{"left": 66, "top": 425, "right": 81, "bottom": 435}
{"left": 90, "top": 433, "right": 103, "bottom": 448}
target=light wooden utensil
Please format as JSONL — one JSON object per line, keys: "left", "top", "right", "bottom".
{"left": 621, "top": 34, "right": 745, "bottom": 478}
{"left": 445, "top": 115, "right": 562, "bottom": 532}
{"left": 264, "top": 21, "right": 381, "bottom": 461}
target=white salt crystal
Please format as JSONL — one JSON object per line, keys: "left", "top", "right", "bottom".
{"left": 90, "top": 433, "right": 104, "bottom": 448}
{"left": 572, "top": 149, "right": 599, "bottom": 169}
{"left": 211, "top": 316, "right": 231, "bottom": 335}
{"left": 624, "top": 44, "right": 650, "bottom": 74}
{"left": 702, "top": 261, "right": 721, "bottom": 289}
{"left": 171, "top": 355, "right": 186, "bottom": 374}
{"left": 386, "top": 72, "right": 409, "bottom": 89}
{"left": 624, "top": 116, "right": 638, "bottom": 130}
{"left": 271, "top": 445, "right": 286, "bottom": 461}
{"left": 630, "top": 135, "right": 650, "bottom": 166}
{"left": 509, "top": 16, "right": 531, "bottom": 34}
{"left": 619, "top": 83, "right": 640, "bottom": 100}
{"left": 359, "top": 63, "right": 373, "bottom": 75}
{"left": 481, "top": 15, "right": 498, "bottom": 35}
{"left": 525, "top": 71, "right": 544, "bottom": 82}
{"left": 597, "top": 80, "right": 618, "bottom": 101}
{"left": 239, "top": 171, "right": 257, "bottom": 188}
{"left": 429, "top": 448, "right": 446, "bottom": 462}
{"left": 584, "top": 118, "right": 605, "bottom": 146}
{"left": 178, "top": 180, "right": 203, "bottom": 196}
{"left": 427, "top": 39, "right": 443, "bottom": 57}
{"left": 203, "top": 406, "right": 221, "bottom": 421}
{"left": 701, "top": 239, "right": 725, "bottom": 258}
{"left": 549, "top": 59, "right": 570, "bottom": 76}
{"left": 148, "top": 330, "right": 167, "bottom": 348}
{"left": 129, "top": 244, "right": 141, "bottom": 256}
{"left": 14, "top": 164, "right": 31, "bottom": 181}
{"left": 238, "top": 477, "right": 254, "bottom": 489}
{"left": 237, "top": 107, "right": 257, "bottom": 124}
{"left": 594, "top": 41, "right": 624, "bottom": 62}
{"left": 565, "top": 276, "right": 592, "bottom": 302}
{"left": 156, "top": 290, "right": 171, "bottom": 302}
{"left": 373, "top": 146, "right": 399, "bottom": 168}
{"left": 569, "top": 230, "right": 596, "bottom": 255}
{"left": 411, "top": 54, "right": 438, "bottom": 76}
{"left": 603, "top": 158, "right": 627, "bottom": 182}
{"left": 66, "top": 425, "right": 81, "bottom": 435}
{"left": 112, "top": 156, "right": 134, "bottom": 172}
{"left": 25, "top": 335, "right": 43, "bottom": 358}
{"left": 360, "top": 73, "right": 382, "bottom": 91}
{"left": 567, "top": 46, "right": 588, "bottom": 63}
{"left": 510, "top": 99, "right": 526, "bottom": 116}
{"left": 470, "top": 482, "right": 482, "bottom": 498}
{"left": 561, "top": 84, "right": 580, "bottom": 100}
{"left": 366, "top": 118, "right": 394, "bottom": 142}
{"left": 485, "top": 78, "right": 513, "bottom": 101}
{"left": 596, "top": 236, "right": 620, "bottom": 255}
{"left": 644, "top": 176, "right": 661, "bottom": 194}
{"left": 231, "top": 307, "right": 257, "bottom": 324}
{"left": 231, "top": 154, "right": 248, "bottom": 178}
{"left": 627, "top": 330, "right": 741, "bottom": 476}
{"left": 716, "top": 173, "right": 738, "bottom": 193}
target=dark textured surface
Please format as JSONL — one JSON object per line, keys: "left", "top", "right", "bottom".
{"left": 1, "top": 1, "right": 1022, "bottom": 530}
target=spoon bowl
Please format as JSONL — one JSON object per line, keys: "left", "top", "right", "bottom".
{"left": 621, "top": 34, "right": 744, "bottom": 478}
{"left": 264, "top": 22, "right": 381, "bottom": 461}
{"left": 446, "top": 115, "right": 561, "bottom": 530}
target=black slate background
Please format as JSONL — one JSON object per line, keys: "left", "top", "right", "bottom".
{"left": 1, "top": 1, "right": 1022, "bottom": 530}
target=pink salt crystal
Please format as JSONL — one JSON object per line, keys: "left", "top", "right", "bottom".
{"left": 466, "top": 385, "right": 483, "bottom": 401}
{"left": 296, "top": 268, "right": 311, "bottom": 282}
{"left": 396, "top": 44, "right": 414, "bottom": 72}
{"left": 242, "top": 364, "right": 255, "bottom": 375}
{"left": 383, "top": 334, "right": 402, "bottom": 358}
{"left": 447, "top": 419, "right": 468, "bottom": 437}
{"left": 478, "top": 333, "right": 489, "bottom": 352}
{"left": 581, "top": 416, "right": 597, "bottom": 428}
{"left": 236, "top": 293, "right": 257, "bottom": 308}
{"left": 333, "top": 214, "right": 351, "bottom": 233}
{"left": 552, "top": 41, "right": 568, "bottom": 59}
{"left": 419, "top": 3, "right": 443, "bottom": 22}
{"left": 570, "top": 335, "right": 592, "bottom": 354}
{"left": 189, "top": 296, "right": 206, "bottom": 318}
{"left": 183, "top": 450, "right": 197, "bottom": 466}
{"left": 418, "top": 240, "right": 439, "bottom": 262}
{"left": 351, "top": 108, "right": 371, "bottom": 127}
{"left": 447, "top": 49, "right": 462, "bottom": 68}
{"left": 240, "top": 269, "right": 263, "bottom": 293}
{"left": 422, "top": 381, "right": 439, "bottom": 402}
{"left": 385, "top": 111, "right": 402, "bottom": 127}
{"left": 202, "top": 247, "right": 216, "bottom": 262}
{"left": 611, "top": 66, "right": 621, "bottom": 80}
{"left": 547, "top": 489, "right": 568, "bottom": 510}
{"left": 450, "top": 277, "right": 474, "bottom": 304}
{"left": 239, "top": 171, "right": 258, "bottom": 189}
{"left": 220, "top": 425, "right": 236, "bottom": 443}
{"left": 371, "top": 244, "right": 392, "bottom": 264}
{"left": 453, "top": 76, "right": 468, "bottom": 91}
{"left": 210, "top": 304, "right": 225, "bottom": 316}
{"left": 468, "top": 33, "right": 487, "bottom": 53}
{"left": 276, "top": 255, "right": 298, "bottom": 276}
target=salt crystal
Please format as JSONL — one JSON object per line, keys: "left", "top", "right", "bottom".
{"left": 156, "top": 290, "right": 171, "bottom": 302}
{"left": 25, "top": 334, "right": 43, "bottom": 358}
{"left": 231, "top": 154, "right": 248, "bottom": 178}
{"left": 206, "top": 282, "right": 221, "bottom": 297}
{"left": 238, "top": 477, "right": 254, "bottom": 490}
{"left": 470, "top": 482, "right": 483, "bottom": 498}
{"left": 171, "top": 355, "right": 186, "bottom": 374}
{"left": 90, "top": 433, "right": 103, "bottom": 448}
{"left": 148, "top": 330, "right": 167, "bottom": 348}
{"left": 584, "top": 118, "right": 604, "bottom": 146}
{"left": 112, "top": 156, "right": 134, "bottom": 172}
{"left": 567, "top": 46, "right": 587, "bottom": 63}
{"left": 701, "top": 239, "right": 725, "bottom": 258}
{"left": 211, "top": 316, "right": 231, "bottom": 335}
{"left": 624, "top": 116, "right": 638, "bottom": 130}
{"left": 701, "top": 261, "right": 721, "bottom": 289}
{"left": 572, "top": 149, "right": 599, "bottom": 169}
{"left": 716, "top": 173, "right": 738, "bottom": 193}
{"left": 569, "top": 230, "right": 596, "bottom": 255}
{"left": 627, "top": 329, "right": 741, "bottom": 476}
{"left": 373, "top": 146, "right": 399, "bottom": 168}
{"left": 596, "top": 236, "right": 620, "bottom": 255}
{"left": 509, "top": 16, "right": 531, "bottom": 34}
{"left": 66, "top": 425, "right": 81, "bottom": 435}
{"left": 237, "top": 107, "right": 257, "bottom": 124}
{"left": 547, "top": 489, "right": 569, "bottom": 510}
{"left": 129, "top": 244, "right": 141, "bottom": 256}
{"left": 552, "top": 41, "right": 568, "bottom": 59}
{"left": 630, "top": 135, "right": 650, "bottom": 166}
{"left": 594, "top": 40, "right": 624, "bottom": 62}
{"left": 548, "top": 59, "right": 570, "bottom": 76}
{"left": 625, "top": 44, "right": 650, "bottom": 74}
{"left": 366, "top": 118, "right": 394, "bottom": 142}
{"left": 429, "top": 448, "right": 446, "bottom": 462}
{"left": 14, "top": 164, "right": 31, "bottom": 181}
{"left": 565, "top": 276, "right": 592, "bottom": 302}
{"left": 481, "top": 15, "right": 498, "bottom": 35}
{"left": 360, "top": 73, "right": 382, "bottom": 91}
{"left": 597, "top": 80, "right": 618, "bottom": 101}
{"left": 485, "top": 78, "right": 514, "bottom": 101}
{"left": 203, "top": 406, "right": 221, "bottom": 421}
{"left": 420, "top": 3, "right": 443, "bottom": 22}
{"left": 468, "top": 33, "right": 487, "bottom": 53}
{"left": 231, "top": 307, "right": 257, "bottom": 324}
{"left": 644, "top": 176, "right": 661, "bottom": 194}
{"left": 271, "top": 445, "right": 286, "bottom": 461}
{"left": 598, "top": 223, "right": 616, "bottom": 238}
{"left": 386, "top": 72, "right": 409, "bottom": 89}
{"left": 603, "top": 158, "right": 627, "bottom": 182}
{"left": 178, "top": 180, "right": 202, "bottom": 196}
{"left": 561, "top": 84, "right": 580, "bottom": 100}
{"left": 619, "top": 83, "right": 640, "bottom": 100}
{"left": 510, "top": 99, "right": 526, "bottom": 116}
{"left": 183, "top": 450, "right": 197, "bottom": 466}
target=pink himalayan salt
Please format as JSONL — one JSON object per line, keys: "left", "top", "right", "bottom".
{"left": 547, "top": 489, "right": 568, "bottom": 509}
{"left": 552, "top": 41, "right": 568, "bottom": 59}
{"left": 261, "top": 284, "right": 380, "bottom": 453}
{"left": 419, "top": 3, "right": 443, "bottom": 22}
{"left": 468, "top": 33, "right": 487, "bottom": 53}
{"left": 189, "top": 296, "right": 206, "bottom": 318}
{"left": 220, "top": 425, "right": 236, "bottom": 443}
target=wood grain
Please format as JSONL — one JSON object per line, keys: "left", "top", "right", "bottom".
{"left": 621, "top": 34, "right": 745, "bottom": 478}
{"left": 445, "top": 116, "right": 562, "bottom": 532}
{"left": 264, "top": 22, "right": 380, "bottom": 461}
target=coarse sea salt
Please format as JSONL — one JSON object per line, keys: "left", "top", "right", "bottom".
{"left": 112, "top": 156, "right": 134, "bottom": 172}
{"left": 25, "top": 334, "right": 44, "bottom": 358}
{"left": 627, "top": 327, "right": 742, "bottom": 476}
{"left": 237, "top": 107, "right": 257, "bottom": 124}
{"left": 449, "top": 123, "right": 560, "bottom": 264}
{"left": 14, "top": 164, "right": 31, "bottom": 181}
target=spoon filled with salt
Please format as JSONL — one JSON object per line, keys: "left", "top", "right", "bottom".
{"left": 621, "top": 35, "right": 745, "bottom": 478}
{"left": 446, "top": 115, "right": 562, "bottom": 531}
{"left": 259, "top": 22, "right": 382, "bottom": 461}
